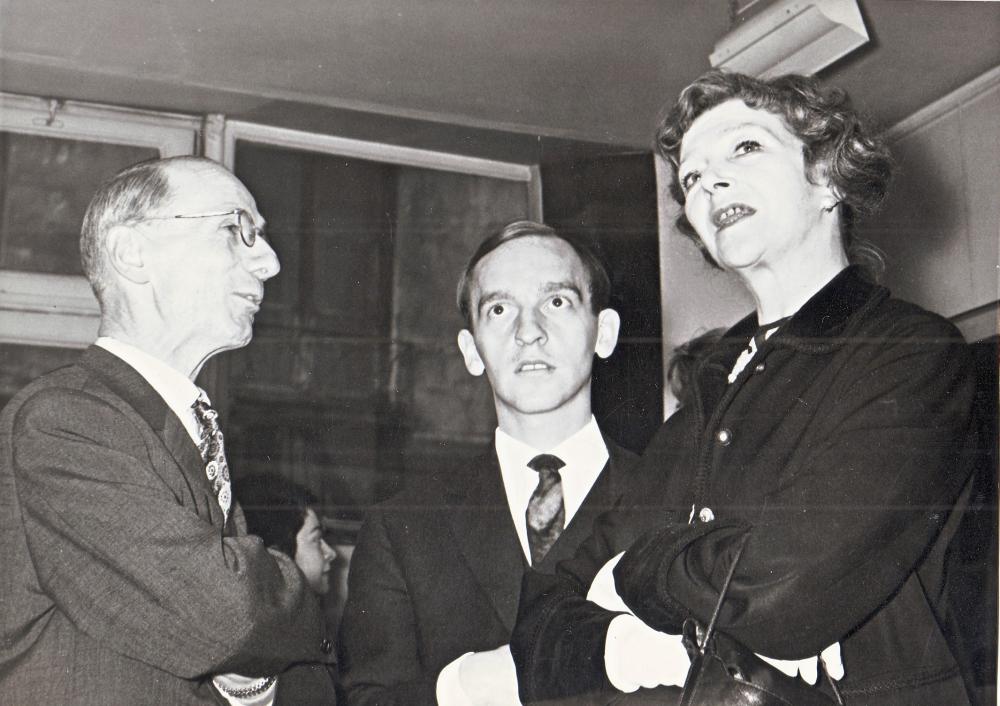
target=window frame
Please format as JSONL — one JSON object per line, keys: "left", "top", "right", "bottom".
{"left": 220, "top": 119, "right": 544, "bottom": 204}
{"left": 0, "top": 92, "right": 200, "bottom": 348}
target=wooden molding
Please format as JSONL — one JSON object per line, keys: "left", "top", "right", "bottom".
{"left": 222, "top": 119, "right": 537, "bottom": 182}
{"left": 885, "top": 64, "right": 1000, "bottom": 142}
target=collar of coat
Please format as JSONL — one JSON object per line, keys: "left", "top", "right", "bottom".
{"left": 720, "top": 265, "right": 889, "bottom": 357}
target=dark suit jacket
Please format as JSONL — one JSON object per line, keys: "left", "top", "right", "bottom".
{"left": 0, "top": 346, "right": 335, "bottom": 705}
{"left": 338, "top": 440, "right": 638, "bottom": 705}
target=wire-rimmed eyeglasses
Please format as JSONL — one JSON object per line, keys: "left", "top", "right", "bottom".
{"left": 137, "top": 208, "right": 264, "bottom": 248}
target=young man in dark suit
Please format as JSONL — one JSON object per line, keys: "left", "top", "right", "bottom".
{"left": 0, "top": 156, "right": 335, "bottom": 705}
{"left": 338, "top": 220, "right": 638, "bottom": 705}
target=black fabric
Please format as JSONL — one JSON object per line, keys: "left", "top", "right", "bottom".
{"left": 512, "top": 267, "right": 977, "bottom": 706}
{"left": 940, "top": 335, "right": 998, "bottom": 706}
{"left": 680, "top": 624, "right": 839, "bottom": 706}
{"left": 338, "top": 441, "right": 638, "bottom": 706}
{"left": 676, "top": 531, "right": 839, "bottom": 706}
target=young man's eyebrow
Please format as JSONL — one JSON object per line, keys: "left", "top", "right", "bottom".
{"left": 540, "top": 281, "right": 584, "bottom": 298}
{"left": 475, "top": 289, "right": 513, "bottom": 314}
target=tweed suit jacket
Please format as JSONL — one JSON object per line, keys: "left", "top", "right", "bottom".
{"left": 338, "top": 440, "right": 638, "bottom": 706}
{"left": 0, "top": 346, "right": 334, "bottom": 705}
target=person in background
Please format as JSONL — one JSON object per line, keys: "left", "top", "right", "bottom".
{"left": 0, "top": 156, "right": 335, "bottom": 705}
{"left": 663, "top": 327, "right": 725, "bottom": 416}
{"left": 508, "top": 70, "right": 977, "bottom": 706}
{"left": 338, "top": 220, "right": 640, "bottom": 705}
{"left": 238, "top": 473, "right": 339, "bottom": 703}
{"left": 239, "top": 473, "right": 337, "bottom": 598}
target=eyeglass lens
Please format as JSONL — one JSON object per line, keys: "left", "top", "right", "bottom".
{"left": 237, "top": 209, "right": 257, "bottom": 247}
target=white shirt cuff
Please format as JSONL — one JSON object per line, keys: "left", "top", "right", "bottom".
{"left": 437, "top": 647, "right": 520, "bottom": 705}
{"left": 605, "top": 614, "right": 689, "bottom": 692}
{"left": 436, "top": 652, "right": 472, "bottom": 706}
{"left": 593, "top": 552, "right": 689, "bottom": 694}
{"left": 586, "top": 551, "right": 631, "bottom": 613}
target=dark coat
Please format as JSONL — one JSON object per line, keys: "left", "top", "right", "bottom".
{"left": 338, "top": 441, "right": 638, "bottom": 706}
{"left": 0, "top": 346, "right": 335, "bottom": 705}
{"left": 512, "top": 267, "right": 978, "bottom": 706}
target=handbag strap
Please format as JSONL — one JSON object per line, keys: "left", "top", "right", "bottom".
{"left": 695, "top": 529, "right": 846, "bottom": 705}
{"left": 701, "top": 530, "right": 751, "bottom": 647}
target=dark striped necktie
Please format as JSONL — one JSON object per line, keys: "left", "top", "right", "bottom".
{"left": 526, "top": 453, "right": 566, "bottom": 566}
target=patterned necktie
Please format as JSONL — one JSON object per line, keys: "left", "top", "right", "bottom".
{"left": 526, "top": 453, "right": 566, "bottom": 566}
{"left": 192, "top": 392, "right": 231, "bottom": 522}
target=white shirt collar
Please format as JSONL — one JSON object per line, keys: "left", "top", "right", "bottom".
{"left": 95, "top": 337, "right": 204, "bottom": 445}
{"left": 495, "top": 416, "right": 609, "bottom": 565}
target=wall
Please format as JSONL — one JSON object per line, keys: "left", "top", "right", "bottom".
{"left": 543, "top": 152, "right": 664, "bottom": 452}
{"left": 858, "top": 67, "right": 1000, "bottom": 342}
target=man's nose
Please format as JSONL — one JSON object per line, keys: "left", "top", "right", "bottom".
{"left": 515, "top": 310, "right": 546, "bottom": 346}
{"left": 246, "top": 238, "right": 281, "bottom": 281}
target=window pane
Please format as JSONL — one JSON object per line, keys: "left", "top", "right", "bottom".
{"left": 0, "top": 132, "right": 158, "bottom": 275}
{"left": 0, "top": 343, "right": 81, "bottom": 409}
{"left": 228, "top": 140, "right": 531, "bottom": 518}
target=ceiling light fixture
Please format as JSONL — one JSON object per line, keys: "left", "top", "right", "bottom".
{"left": 710, "top": 0, "right": 870, "bottom": 78}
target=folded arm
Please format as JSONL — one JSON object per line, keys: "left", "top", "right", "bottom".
{"left": 615, "top": 322, "right": 976, "bottom": 658}
{"left": 12, "top": 387, "right": 324, "bottom": 679}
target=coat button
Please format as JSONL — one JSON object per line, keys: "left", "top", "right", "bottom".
{"left": 321, "top": 638, "right": 333, "bottom": 654}
{"left": 754, "top": 361, "right": 766, "bottom": 374}
{"left": 716, "top": 428, "right": 733, "bottom": 446}
{"left": 698, "top": 507, "right": 715, "bottom": 523}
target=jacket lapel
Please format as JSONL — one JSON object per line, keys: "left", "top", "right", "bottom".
{"left": 535, "top": 440, "right": 633, "bottom": 572}
{"left": 78, "top": 346, "right": 225, "bottom": 527}
{"left": 446, "top": 450, "right": 527, "bottom": 631}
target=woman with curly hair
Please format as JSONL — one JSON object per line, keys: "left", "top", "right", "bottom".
{"left": 508, "top": 70, "right": 978, "bottom": 706}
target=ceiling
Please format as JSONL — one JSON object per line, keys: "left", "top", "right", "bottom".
{"left": 1, "top": 0, "right": 998, "bottom": 155}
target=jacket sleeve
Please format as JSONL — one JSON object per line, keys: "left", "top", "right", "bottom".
{"left": 511, "top": 439, "right": 686, "bottom": 702}
{"left": 337, "top": 509, "right": 438, "bottom": 706}
{"left": 614, "top": 317, "right": 978, "bottom": 659}
{"left": 10, "top": 386, "right": 326, "bottom": 679}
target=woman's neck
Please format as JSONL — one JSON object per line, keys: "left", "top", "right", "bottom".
{"left": 742, "top": 246, "right": 849, "bottom": 324}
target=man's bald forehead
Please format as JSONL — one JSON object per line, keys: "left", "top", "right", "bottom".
{"left": 159, "top": 158, "right": 243, "bottom": 203}
{"left": 161, "top": 157, "right": 232, "bottom": 184}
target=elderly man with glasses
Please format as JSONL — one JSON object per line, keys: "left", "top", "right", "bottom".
{"left": 0, "top": 156, "right": 335, "bottom": 705}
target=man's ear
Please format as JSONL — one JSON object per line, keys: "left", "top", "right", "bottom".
{"left": 594, "top": 309, "right": 621, "bottom": 359}
{"left": 106, "top": 225, "right": 149, "bottom": 284}
{"left": 457, "top": 329, "right": 486, "bottom": 376}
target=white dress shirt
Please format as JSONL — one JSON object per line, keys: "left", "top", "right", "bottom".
{"left": 495, "top": 416, "right": 609, "bottom": 564}
{"left": 95, "top": 337, "right": 203, "bottom": 444}
{"left": 94, "top": 337, "right": 277, "bottom": 706}
{"left": 437, "top": 416, "right": 610, "bottom": 703}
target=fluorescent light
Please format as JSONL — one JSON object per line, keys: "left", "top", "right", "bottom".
{"left": 710, "top": 0, "right": 870, "bottom": 78}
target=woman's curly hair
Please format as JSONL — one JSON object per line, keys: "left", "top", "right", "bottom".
{"left": 656, "top": 70, "right": 893, "bottom": 274}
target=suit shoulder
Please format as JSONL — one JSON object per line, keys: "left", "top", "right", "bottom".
{"left": 1, "top": 363, "right": 117, "bottom": 430}
{"left": 377, "top": 450, "right": 495, "bottom": 507}
{"left": 376, "top": 474, "right": 450, "bottom": 510}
